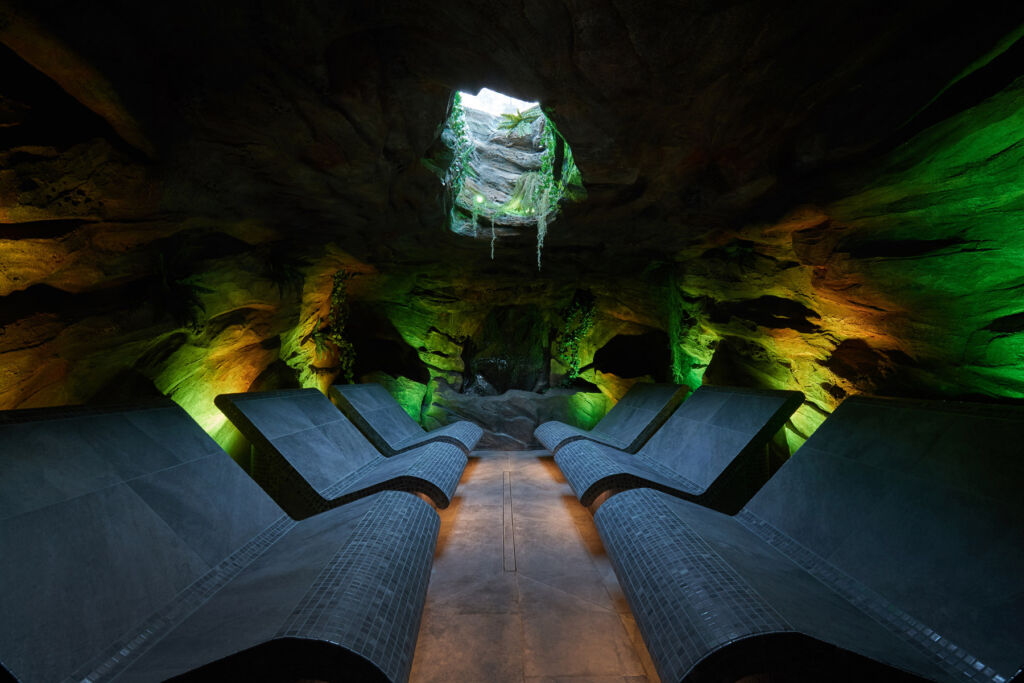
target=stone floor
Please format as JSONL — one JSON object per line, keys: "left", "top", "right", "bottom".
{"left": 409, "top": 450, "right": 658, "bottom": 683}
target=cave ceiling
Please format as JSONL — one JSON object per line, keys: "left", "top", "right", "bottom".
{"left": 2, "top": 0, "right": 1023, "bottom": 449}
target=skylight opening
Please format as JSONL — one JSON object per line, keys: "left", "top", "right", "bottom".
{"left": 459, "top": 88, "right": 539, "bottom": 116}
{"left": 440, "top": 87, "right": 585, "bottom": 270}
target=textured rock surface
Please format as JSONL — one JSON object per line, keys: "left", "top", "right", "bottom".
{"left": 430, "top": 381, "right": 610, "bottom": 450}
{"left": 462, "top": 107, "right": 544, "bottom": 207}
{"left": 2, "top": 0, "right": 1024, "bottom": 453}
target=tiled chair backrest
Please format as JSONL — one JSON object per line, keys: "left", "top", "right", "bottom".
{"left": 639, "top": 385, "right": 803, "bottom": 489}
{"left": 0, "top": 402, "right": 283, "bottom": 681}
{"left": 331, "top": 383, "right": 423, "bottom": 446}
{"left": 219, "top": 388, "right": 383, "bottom": 488}
{"left": 742, "top": 395, "right": 1024, "bottom": 676}
{"left": 589, "top": 382, "right": 686, "bottom": 445}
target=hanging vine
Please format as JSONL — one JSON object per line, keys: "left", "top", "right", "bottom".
{"left": 310, "top": 270, "right": 357, "bottom": 383}
{"left": 444, "top": 92, "right": 477, "bottom": 230}
{"left": 440, "top": 95, "right": 585, "bottom": 270}
{"left": 555, "top": 290, "right": 597, "bottom": 383}
{"left": 490, "top": 215, "right": 496, "bottom": 260}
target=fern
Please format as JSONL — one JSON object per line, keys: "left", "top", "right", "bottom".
{"left": 497, "top": 108, "right": 541, "bottom": 137}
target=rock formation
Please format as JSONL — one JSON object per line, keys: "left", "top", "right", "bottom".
{"left": 1, "top": 0, "right": 1023, "bottom": 452}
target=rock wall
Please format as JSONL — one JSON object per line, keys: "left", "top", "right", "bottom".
{"left": 1, "top": 0, "right": 1023, "bottom": 455}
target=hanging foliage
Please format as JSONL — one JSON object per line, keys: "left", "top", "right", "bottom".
{"left": 310, "top": 270, "right": 357, "bottom": 383}
{"left": 555, "top": 290, "right": 597, "bottom": 383}
{"left": 441, "top": 95, "right": 585, "bottom": 270}
{"left": 444, "top": 92, "right": 478, "bottom": 229}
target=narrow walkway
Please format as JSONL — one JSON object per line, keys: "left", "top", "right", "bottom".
{"left": 410, "top": 450, "right": 658, "bottom": 682}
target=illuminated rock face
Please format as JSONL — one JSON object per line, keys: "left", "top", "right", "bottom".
{"left": 1, "top": 1, "right": 1023, "bottom": 453}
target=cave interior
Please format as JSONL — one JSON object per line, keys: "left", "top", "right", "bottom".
{"left": 1, "top": 1, "right": 1023, "bottom": 681}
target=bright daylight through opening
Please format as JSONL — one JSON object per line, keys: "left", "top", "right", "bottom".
{"left": 439, "top": 87, "right": 584, "bottom": 270}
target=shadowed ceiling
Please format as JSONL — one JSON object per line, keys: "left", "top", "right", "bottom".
{"left": 2, "top": 0, "right": 1023, "bottom": 452}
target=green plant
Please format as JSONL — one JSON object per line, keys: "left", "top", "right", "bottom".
{"left": 497, "top": 107, "right": 541, "bottom": 137}
{"left": 442, "top": 95, "right": 585, "bottom": 270}
{"left": 310, "top": 270, "right": 357, "bottom": 383}
{"left": 503, "top": 112, "right": 582, "bottom": 270}
{"left": 503, "top": 171, "right": 543, "bottom": 215}
{"left": 535, "top": 189, "right": 550, "bottom": 271}
{"left": 444, "top": 92, "right": 477, "bottom": 228}
{"left": 556, "top": 290, "right": 597, "bottom": 383}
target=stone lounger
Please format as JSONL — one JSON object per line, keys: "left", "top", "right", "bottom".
{"left": 533, "top": 381, "right": 688, "bottom": 454}
{"left": 0, "top": 401, "right": 438, "bottom": 683}
{"left": 216, "top": 388, "right": 467, "bottom": 519}
{"left": 555, "top": 385, "right": 804, "bottom": 513}
{"left": 330, "top": 382, "right": 483, "bottom": 455}
{"left": 594, "top": 395, "right": 1024, "bottom": 683}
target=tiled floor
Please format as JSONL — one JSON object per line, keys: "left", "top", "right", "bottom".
{"left": 410, "top": 450, "right": 658, "bottom": 683}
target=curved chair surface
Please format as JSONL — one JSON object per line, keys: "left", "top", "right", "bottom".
{"left": 594, "top": 396, "right": 1024, "bottom": 683}
{"left": 556, "top": 385, "right": 803, "bottom": 512}
{"left": 217, "top": 388, "right": 467, "bottom": 518}
{"left": 0, "top": 401, "right": 439, "bottom": 683}
{"left": 534, "top": 382, "right": 687, "bottom": 454}
{"left": 330, "top": 383, "right": 483, "bottom": 455}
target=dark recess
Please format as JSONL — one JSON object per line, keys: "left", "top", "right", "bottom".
{"left": 349, "top": 304, "right": 430, "bottom": 385}
{"left": 0, "top": 42, "right": 137, "bottom": 154}
{"left": 842, "top": 236, "right": 966, "bottom": 259}
{"left": 464, "top": 305, "right": 549, "bottom": 394}
{"left": 89, "top": 369, "right": 165, "bottom": 405}
{"left": 892, "top": 27, "right": 1024, "bottom": 151}
{"left": 0, "top": 282, "right": 150, "bottom": 327}
{"left": 592, "top": 331, "right": 671, "bottom": 382}
{"left": 248, "top": 359, "right": 301, "bottom": 393}
{"left": 0, "top": 219, "right": 91, "bottom": 240}
{"left": 985, "top": 311, "right": 1024, "bottom": 334}
{"left": 708, "top": 296, "right": 821, "bottom": 333}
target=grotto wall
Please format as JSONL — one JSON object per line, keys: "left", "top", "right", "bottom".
{"left": 1, "top": 0, "right": 1023, "bottom": 455}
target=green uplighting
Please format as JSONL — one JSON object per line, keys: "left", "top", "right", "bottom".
{"left": 475, "top": 194, "right": 485, "bottom": 204}
{"left": 830, "top": 74, "right": 1024, "bottom": 398}
{"left": 567, "top": 391, "right": 612, "bottom": 430}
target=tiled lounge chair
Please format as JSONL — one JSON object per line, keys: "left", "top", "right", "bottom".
{"left": 216, "top": 388, "right": 467, "bottom": 518}
{"left": 330, "top": 382, "right": 483, "bottom": 455}
{"left": 556, "top": 385, "right": 804, "bottom": 512}
{"left": 594, "top": 396, "right": 1024, "bottom": 683}
{"left": 533, "top": 382, "right": 688, "bottom": 454}
{"left": 0, "top": 401, "right": 439, "bottom": 683}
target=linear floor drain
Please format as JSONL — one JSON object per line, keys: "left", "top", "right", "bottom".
{"left": 502, "top": 470, "right": 516, "bottom": 572}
